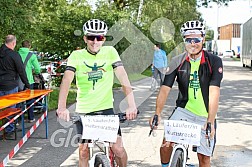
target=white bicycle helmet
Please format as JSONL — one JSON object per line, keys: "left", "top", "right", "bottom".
{"left": 180, "top": 20, "right": 205, "bottom": 37}
{"left": 83, "top": 19, "right": 108, "bottom": 35}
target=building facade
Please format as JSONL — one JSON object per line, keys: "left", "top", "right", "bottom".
{"left": 218, "top": 23, "right": 241, "bottom": 54}
{"left": 219, "top": 23, "right": 241, "bottom": 40}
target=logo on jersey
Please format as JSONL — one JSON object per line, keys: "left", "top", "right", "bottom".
{"left": 189, "top": 71, "right": 200, "bottom": 99}
{"left": 84, "top": 62, "right": 106, "bottom": 90}
{"left": 218, "top": 67, "right": 223, "bottom": 74}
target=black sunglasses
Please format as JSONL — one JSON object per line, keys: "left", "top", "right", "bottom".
{"left": 184, "top": 37, "right": 203, "bottom": 44}
{"left": 86, "top": 35, "right": 105, "bottom": 41}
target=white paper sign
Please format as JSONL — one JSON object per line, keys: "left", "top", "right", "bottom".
{"left": 164, "top": 120, "right": 201, "bottom": 146}
{"left": 80, "top": 115, "right": 119, "bottom": 143}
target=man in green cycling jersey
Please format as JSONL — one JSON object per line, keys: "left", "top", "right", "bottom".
{"left": 149, "top": 20, "right": 223, "bottom": 167}
{"left": 57, "top": 19, "right": 137, "bottom": 167}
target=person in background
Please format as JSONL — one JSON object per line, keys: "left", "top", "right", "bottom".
{"left": 0, "top": 35, "right": 29, "bottom": 133}
{"left": 151, "top": 43, "right": 167, "bottom": 90}
{"left": 18, "top": 40, "right": 41, "bottom": 123}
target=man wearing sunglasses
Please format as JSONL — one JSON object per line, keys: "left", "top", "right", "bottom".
{"left": 57, "top": 19, "right": 137, "bottom": 167}
{"left": 149, "top": 20, "right": 223, "bottom": 167}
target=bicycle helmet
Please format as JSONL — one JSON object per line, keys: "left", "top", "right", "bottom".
{"left": 83, "top": 19, "right": 108, "bottom": 35}
{"left": 180, "top": 20, "right": 205, "bottom": 37}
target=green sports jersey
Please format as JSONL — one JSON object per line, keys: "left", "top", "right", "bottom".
{"left": 67, "top": 46, "right": 121, "bottom": 113}
{"left": 185, "top": 59, "right": 208, "bottom": 117}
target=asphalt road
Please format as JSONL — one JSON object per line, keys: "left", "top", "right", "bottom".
{"left": 1, "top": 59, "right": 252, "bottom": 167}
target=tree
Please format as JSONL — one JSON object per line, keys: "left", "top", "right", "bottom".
{"left": 139, "top": 0, "right": 200, "bottom": 52}
{"left": 198, "top": 0, "right": 234, "bottom": 7}
{"left": 33, "top": 0, "right": 92, "bottom": 59}
{"left": 92, "top": 0, "right": 233, "bottom": 59}
{"left": 205, "top": 29, "right": 214, "bottom": 41}
{"left": 0, "top": 0, "right": 39, "bottom": 46}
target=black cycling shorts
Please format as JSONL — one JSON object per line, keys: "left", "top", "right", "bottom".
{"left": 75, "top": 108, "right": 122, "bottom": 143}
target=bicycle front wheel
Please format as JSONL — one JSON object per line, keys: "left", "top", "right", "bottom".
{"left": 170, "top": 148, "right": 184, "bottom": 167}
{"left": 94, "top": 154, "right": 110, "bottom": 167}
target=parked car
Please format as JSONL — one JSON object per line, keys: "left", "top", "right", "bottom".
{"left": 222, "top": 50, "right": 234, "bottom": 58}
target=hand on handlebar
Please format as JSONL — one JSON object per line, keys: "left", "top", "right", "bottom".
{"left": 205, "top": 122, "right": 215, "bottom": 139}
{"left": 205, "top": 122, "right": 215, "bottom": 147}
{"left": 125, "top": 106, "right": 138, "bottom": 120}
{"left": 56, "top": 108, "right": 70, "bottom": 122}
{"left": 149, "top": 114, "right": 159, "bottom": 136}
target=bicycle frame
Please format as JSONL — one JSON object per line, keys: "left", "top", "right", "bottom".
{"left": 168, "top": 143, "right": 188, "bottom": 167}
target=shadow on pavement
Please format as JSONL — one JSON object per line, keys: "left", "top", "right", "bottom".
{"left": 212, "top": 145, "right": 252, "bottom": 167}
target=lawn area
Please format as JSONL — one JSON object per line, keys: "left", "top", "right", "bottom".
{"left": 48, "top": 89, "right": 77, "bottom": 111}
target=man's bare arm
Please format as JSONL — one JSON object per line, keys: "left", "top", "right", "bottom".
{"left": 149, "top": 85, "right": 171, "bottom": 127}
{"left": 57, "top": 70, "right": 75, "bottom": 121}
{"left": 155, "top": 86, "right": 171, "bottom": 116}
{"left": 114, "top": 66, "right": 137, "bottom": 120}
{"left": 207, "top": 85, "right": 220, "bottom": 138}
{"left": 208, "top": 86, "right": 220, "bottom": 124}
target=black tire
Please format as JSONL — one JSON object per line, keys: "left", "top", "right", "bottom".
{"left": 170, "top": 148, "right": 184, "bottom": 167}
{"left": 94, "top": 154, "right": 111, "bottom": 167}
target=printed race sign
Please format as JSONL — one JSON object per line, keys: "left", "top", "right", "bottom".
{"left": 80, "top": 115, "right": 119, "bottom": 143}
{"left": 164, "top": 120, "right": 201, "bottom": 146}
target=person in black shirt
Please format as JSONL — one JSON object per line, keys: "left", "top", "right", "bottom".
{"left": 0, "top": 35, "right": 29, "bottom": 133}
{"left": 149, "top": 20, "right": 223, "bottom": 167}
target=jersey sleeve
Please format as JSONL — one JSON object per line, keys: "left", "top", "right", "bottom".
{"left": 65, "top": 51, "right": 77, "bottom": 72}
{"left": 162, "top": 68, "right": 176, "bottom": 88}
{"left": 162, "top": 57, "right": 178, "bottom": 88}
{"left": 210, "top": 56, "right": 223, "bottom": 87}
{"left": 163, "top": 53, "right": 186, "bottom": 88}
{"left": 109, "top": 47, "right": 123, "bottom": 69}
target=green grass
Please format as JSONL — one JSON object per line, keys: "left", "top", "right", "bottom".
{"left": 141, "top": 66, "right": 152, "bottom": 77}
{"left": 48, "top": 89, "right": 77, "bottom": 111}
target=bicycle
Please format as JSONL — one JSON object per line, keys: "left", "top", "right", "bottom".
{"left": 149, "top": 115, "right": 211, "bottom": 167}
{"left": 70, "top": 111, "right": 139, "bottom": 167}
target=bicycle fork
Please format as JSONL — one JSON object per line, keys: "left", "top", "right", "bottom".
{"left": 88, "top": 141, "right": 110, "bottom": 167}
{"left": 168, "top": 144, "right": 188, "bottom": 167}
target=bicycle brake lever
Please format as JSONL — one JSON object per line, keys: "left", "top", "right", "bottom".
{"left": 71, "top": 115, "right": 81, "bottom": 123}
{"left": 149, "top": 114, "right": 158, "bottom": 136}
{"left": 206, "top": 122, "right": 211, "bottom": 147}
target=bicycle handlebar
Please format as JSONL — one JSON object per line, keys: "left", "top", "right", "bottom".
{"left": 149, "top": 114, "right": 158, "bottom": 136}
{"left": 56, "top": 110, "right": 140, "bottom": 124}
